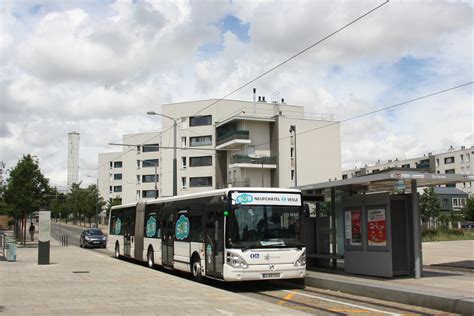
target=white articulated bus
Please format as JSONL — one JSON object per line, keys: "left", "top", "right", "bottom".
{"left": 107, "top": 188, "right": 306, "bottom": 281}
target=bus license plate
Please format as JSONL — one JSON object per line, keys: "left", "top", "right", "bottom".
{"left": 262, "top": 273, "right": 280, "bottom": 279}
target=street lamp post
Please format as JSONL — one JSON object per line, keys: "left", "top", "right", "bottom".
{"left": 147, "top": 111, "right": 178, "bottom": 196}
{"left": 289, "top": 125, "right": 297, "bottom": 187}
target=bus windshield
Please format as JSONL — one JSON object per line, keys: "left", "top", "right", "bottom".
{"left": 226, "top": 205, "right": 303, "bottom": 249}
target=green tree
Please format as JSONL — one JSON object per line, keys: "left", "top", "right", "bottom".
{"left": 3, "top": 155, "right": 52, "bottom": 244}
{"left": 463, "top": 197, "right": 474, "bottom": 222}
{"left": 420, "top": 187, "right": 441, "bottom": 229}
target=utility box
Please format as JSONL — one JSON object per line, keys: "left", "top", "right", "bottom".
{"left": 6, "top": 241, "right": 17, "bottom": 262}
{"left": 343, "top": 193, "right": 414, "bottom": 278}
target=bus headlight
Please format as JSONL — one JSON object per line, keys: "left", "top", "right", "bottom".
{"left": 294, "top": 250, "right": 306, "bottom": 267}
{"left": 226, "top": 251, "right": 248, "bottom": 269}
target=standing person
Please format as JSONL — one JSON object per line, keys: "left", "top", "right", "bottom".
{"left": 29, "top": 223, "right": 35, "bottom": 241}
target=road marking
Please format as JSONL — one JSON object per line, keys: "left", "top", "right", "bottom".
{"left": 283, "top": 290, "right": 401, "bottom": 316}
{"left": 277, "top": 292, "right": 295, "bottom": 305}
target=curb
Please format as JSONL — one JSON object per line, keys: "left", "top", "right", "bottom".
{"left": 303, "top": 273, "right": 474, "bottom": 315}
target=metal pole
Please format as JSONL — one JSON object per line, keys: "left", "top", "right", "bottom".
{"left": 294, "top": 126, "right": 297, "bottom": 187}
{"left": 173, "top": 120, "right": 177, "bottom": 196}
{"left": 331, "top": 187, "right": 337, "bottom": 269}
{"left": 154, "top": 163, "right": 158, "bottom": 198}
{"left": 411, "top": 179, "right": 422, "bottom": 278}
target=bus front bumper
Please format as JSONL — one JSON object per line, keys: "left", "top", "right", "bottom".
{"left": 223, "top": 264, "right": 305, "bottom": 281}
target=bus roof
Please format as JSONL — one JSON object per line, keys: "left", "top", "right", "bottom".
{"left": 146, "top": 187, "right": 301, "bottom": 205}
{"left": 111, "top": 187, "right": 301, "bottom": 210}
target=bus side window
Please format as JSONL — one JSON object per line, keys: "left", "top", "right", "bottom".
{"left": 156, "top": 209, "right": 162, "bottom": 238}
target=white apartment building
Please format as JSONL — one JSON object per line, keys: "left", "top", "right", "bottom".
{"left": 342, "top": 145, "right": 473, "bottom": 196}
{"left": 98, "top": 97, "right": 342, "bottom": 204}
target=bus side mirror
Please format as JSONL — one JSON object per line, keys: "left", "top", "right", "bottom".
{"left": 303, "top": 203, "right": 310, "bottom": 218}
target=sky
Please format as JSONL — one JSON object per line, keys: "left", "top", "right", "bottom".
{"left": 0, "top": 0, "right": 472, "bottom": 190}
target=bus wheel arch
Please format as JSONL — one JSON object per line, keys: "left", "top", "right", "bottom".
{"left": 191, "top": 252, "right": 202, "bottom": 282}
{"left": 147, "top": 245, "right": 154, "bottom": 268}
{"left": 114, "top": 241, "right": 120, "bottom": 258}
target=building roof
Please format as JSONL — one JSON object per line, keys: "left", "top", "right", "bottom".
{"left": 433, "top": 187, "right": 468, "bottom": 196}
{"left": 297, "top": 168, "right": 474, "bottom": 194}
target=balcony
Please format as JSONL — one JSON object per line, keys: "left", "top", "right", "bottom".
{"left": 216, "top": 130, "right": 251, "bottom": 150}
{"left": 229, "top": 155, "right": 277, "bottom": 169}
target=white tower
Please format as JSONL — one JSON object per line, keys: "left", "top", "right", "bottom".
{"left": 67, "top": 131, "right": 80, "bottom": 190}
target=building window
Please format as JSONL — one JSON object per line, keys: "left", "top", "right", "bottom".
{"left": 436, "top": 158, "right": 439, "bottom": 167}
{"left": 460, "top": 154, "right": 464, "bottom": 163}
{"left": 137, "top": 160, "right": 141, "bottom": 169}
{"left": 190, "top": 156, "right": 212, "bottom": 167}
{"left": 372, "top": 169, "right": 379, "bottom": 173}
{"left": 109, "top": 161, "right": 113, "bottom": 169}
{"left": 189, "top": 115, "right": 212, "bottom": 127}
{"left": 114, "top": 174, "right": 122, "bottom": 180}
{"left": 109, "top": 186, "right": 112, "bottom": 193}
{"left": 143, "top": 143, "right": 159, "bottom": 152}
{"left": 452, "top": 198, "right": 460, "bottom": 208}
{"left": 401, "top": 164, "right": 410, "bottom": 168}
{"left": 114, "top": 161, "right": 123, "bottom": 168}
{"left": 143, "top": 159, "right": 159, "bottom": 168}
{"left": 181, "top": 177, "right": 187, "bottom": 189}
{"left": 190, "top": 136, "right": 212, "bottom": 147}
{"left": 290, "top": 147, "right": 294, "bottom": 159}
{"left": 190, "top": 176, "right": 212, "bottom": 187}
{"left": 291, "top": 170, "right": 295, "bottom": 181}
{"left": 443, "top": 198, "right": 448, "bottom": 205}
{"left": 113, "top": 186, "right": 122, "bottom": 193}
{"left": 342, "top": 174, "right": 348, "bottom": 179}
{"left": 136, "top": 190, "right": 140, "bottom": 200}
{"left": 142, "top": 190, "right": 157, "bottom": 198}
{"left": 181, "top": 137, "right": 187, "bottom": 148}
{"left": 460, "top": 198, "right": 467, "bottom": 207}
{"left": 444, "top": 157, "right": 455, "bottom": 164}
{"left": 137, "top": 146, "right": 141, "bottom": 153}
{"left": 445, "top": 169, "right": 455, "bottom": 174}
{"left": 136, "top": 175, "right": 140, "bottom": 183}
{"left": 466, "top": 153, "right": 470, "bottom": 162}
{"left": 142, "top": 175, "right": 158, "bottom": 183}
{"left": 181, "top": 157, "right": 187, "bottom": 168}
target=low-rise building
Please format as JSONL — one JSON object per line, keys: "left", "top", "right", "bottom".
{"left": 342, "top": 145, "right": 473, "bottom": 196}
{"left": 98, "top": 97, "right": 342, "bottom": 204}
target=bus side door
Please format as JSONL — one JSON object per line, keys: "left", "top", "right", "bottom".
{"left": 205, "top": 206, "right": 224, "bottom": 278}
{"left": 161, "top": 209, "right": 174, "bottom": 267}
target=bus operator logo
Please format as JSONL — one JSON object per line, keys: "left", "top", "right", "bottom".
{"left": 236, "top": 193, "right": 254, "bottom": 204}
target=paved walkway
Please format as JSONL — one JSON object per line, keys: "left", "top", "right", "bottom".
{"left": 423, "top": 239, "right": 474, "bottom": 267}
{"left": 0, "top": 240, "right": 306, "bottom": 315}
{"left": 304, "top": 240, "right": 474, "bottom": 314}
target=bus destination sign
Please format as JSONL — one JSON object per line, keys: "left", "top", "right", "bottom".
{"left": 232, "top": 192, "right": 301, "bottom": 206}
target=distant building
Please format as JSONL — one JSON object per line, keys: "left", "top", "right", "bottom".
{"left": 434, "top": 187, "right": 468, "bottom": 213}
{"left": 342, "top": 145, "right": 473, "bottom": 196}
{"left": 98, "top": 97, "right": 342, "bottom": 204}
{"left": 67, "top": 132, "right": 80, "bottom": 190}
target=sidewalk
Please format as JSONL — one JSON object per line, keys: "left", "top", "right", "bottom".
{"left": 303, "top": 240, "right": 474, "bottom": 314}
{"left": 0, "top": 240, "right": 306, "bottom": 315}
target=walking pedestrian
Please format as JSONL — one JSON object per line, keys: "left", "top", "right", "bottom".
{"left": 29, "top": 223, "right": 35, "bottom": 241}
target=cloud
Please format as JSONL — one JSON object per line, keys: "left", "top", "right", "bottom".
{"left": 0, "top": 0, "right": 472, "bottom": 189}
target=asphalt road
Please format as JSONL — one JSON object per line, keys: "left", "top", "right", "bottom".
{"left": 51, "top": 223, "right": 454, "bottom": 316}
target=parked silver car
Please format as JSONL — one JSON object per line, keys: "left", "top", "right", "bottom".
{"left": 79, "top": 229, "right": 107, "bottom": 248}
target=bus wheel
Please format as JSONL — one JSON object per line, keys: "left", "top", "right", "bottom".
{"left": 147, "top": 248, "right": 154, "bottom": 268}
{"left": 114, "top": 243, "right": 120, "bottom": 258}
{"left": 192, "top": 258, "right": 202, "bottom": 282}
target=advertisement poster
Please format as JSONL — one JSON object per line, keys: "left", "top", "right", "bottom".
{"left": 368, "top": 208, "right": 387, "bottom": 246}
{"left": 345, "top": 210, "right": 361, "bottom": 246}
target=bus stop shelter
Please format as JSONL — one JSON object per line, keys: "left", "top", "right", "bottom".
{"left": 298, "top": 169, "right": 473, "bottom": 279}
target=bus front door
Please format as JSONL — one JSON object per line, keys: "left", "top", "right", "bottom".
{"left": 205, "top": 209, "right": 224, "bottom": 278}
{"left": 162, "top": 210, "right": 174, "bottom": 267}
